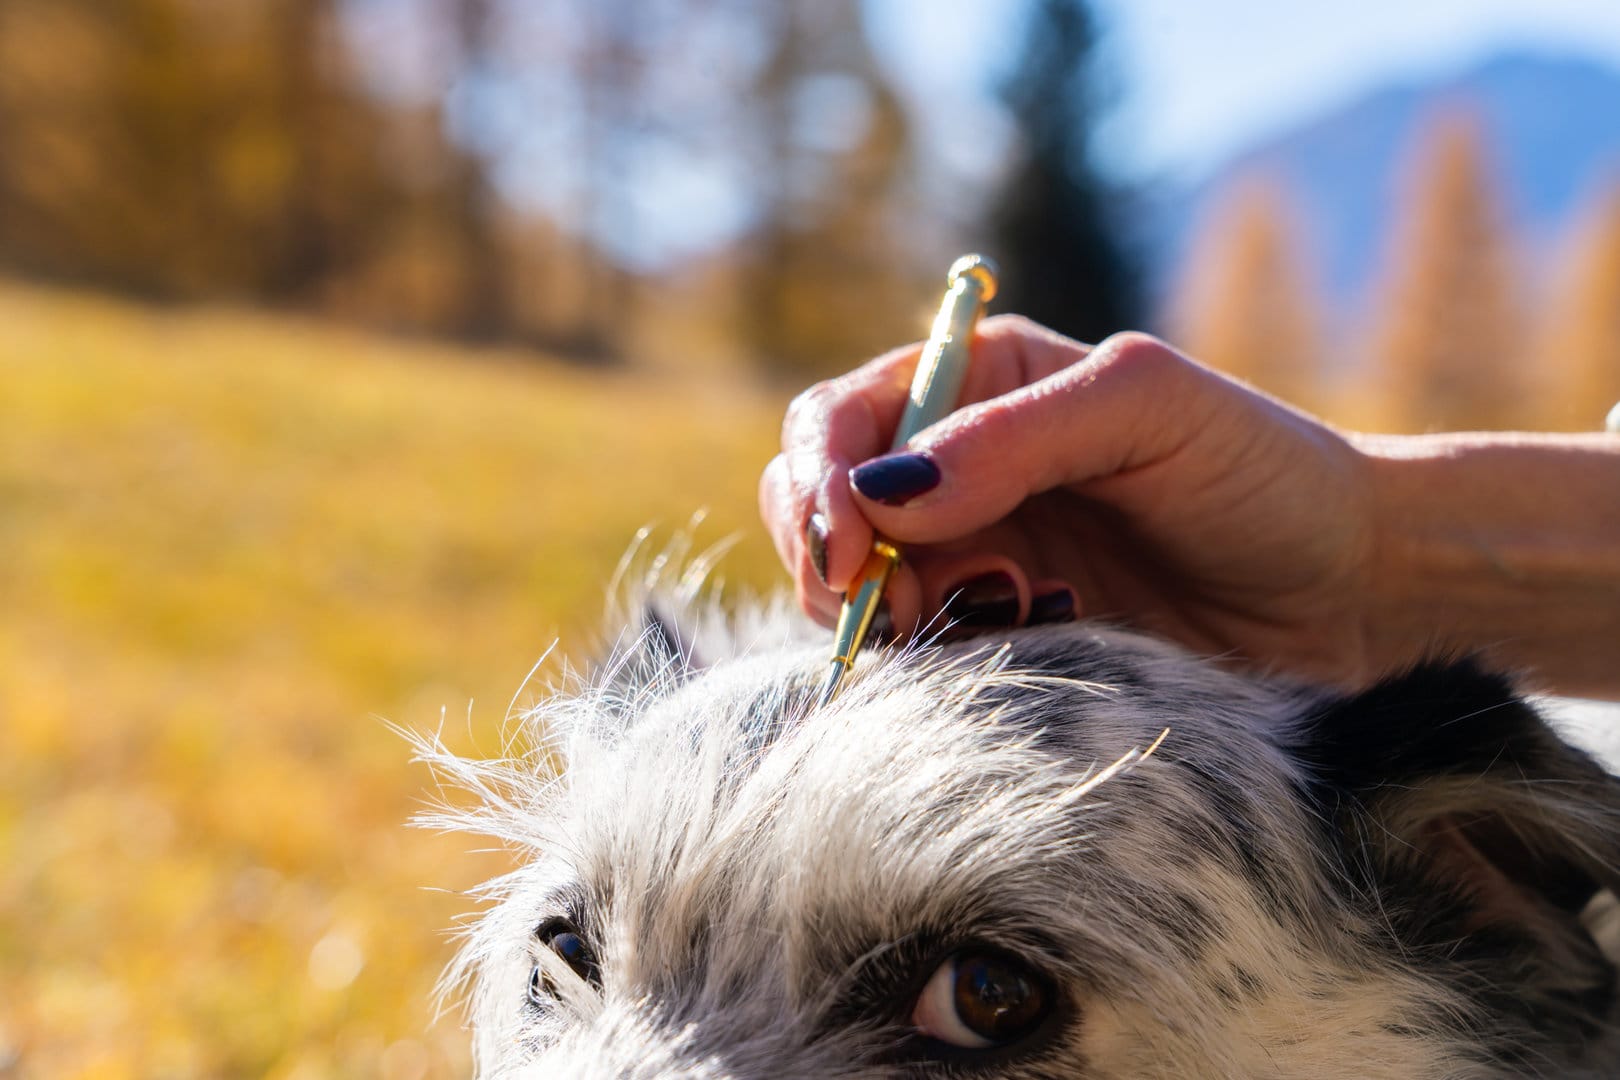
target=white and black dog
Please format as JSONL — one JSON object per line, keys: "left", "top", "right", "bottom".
{"left": 423, "top": 569, "right": 1620, "bottom": 1078}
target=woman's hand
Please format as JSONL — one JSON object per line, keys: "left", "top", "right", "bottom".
{"left": 761, "top": 316, "right": 1382, "bottom": 686}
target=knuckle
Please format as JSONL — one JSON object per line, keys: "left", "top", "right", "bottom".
{"left": 784, "top": 382, "right": 829, "bottom": 424}
{"left": 979, "top": 312, "right": 1040, "bottom": 337}
{"left": 1095, "top": 330, "right": 1182, "bottom": 379}
{"left": 868, "top": 339, "right": 925, "bottom": 371}
{"left": 760, "top": 453, "right": 790, "bottom": 500}
{"left": 925, "top": 397, "right": 999, "bottom": 455}
{"left": 784, "top": 380, "right": 835, "bottom": 429}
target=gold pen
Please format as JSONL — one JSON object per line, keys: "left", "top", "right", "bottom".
{"left": 818, "top": 254, "right": 998, "bottom": 707}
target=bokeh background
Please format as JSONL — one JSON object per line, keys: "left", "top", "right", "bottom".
{"left": 3, "top": 1, "right": 1619, "bottom": 1076}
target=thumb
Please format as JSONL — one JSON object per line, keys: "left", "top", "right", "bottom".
{"left": 847, "top": 333, "right": 1216, "bottom": 544}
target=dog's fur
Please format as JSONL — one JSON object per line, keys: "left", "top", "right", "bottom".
{"left": 421, "top": 581, "right": 1620, "bottom": 1079}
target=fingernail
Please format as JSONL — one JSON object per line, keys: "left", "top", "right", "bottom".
{"left": 850, "top": 452, "right": 941, "bottom": 506}
{"left": 1028, "top": 586, "right": 1078, "bottom": 625}
{"left": 864, "top": 601, "right": 894, "bottom": 646}
{"left": 943, "top": 571, "right": 1020, "bottom": 627}
{"left": 805, "top": 513, "right": 830, "bottom": 585}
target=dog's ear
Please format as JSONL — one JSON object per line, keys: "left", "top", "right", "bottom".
{"left": 1299, "top": 660, "right": 1620, "bottom": 1034}
{"left": 636, "top": 601, "right": 701, "bottom": 673}
{"left": 596, "top": 601, "right": 708, "bottom": 706}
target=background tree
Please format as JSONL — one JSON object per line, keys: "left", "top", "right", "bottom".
{"left": 1531, "top": 180, "right": 1620, "bottom": 431}
{"left": 0, "top": 0, "right": 452, "bottom": 308}
{"left": 738, "top": 0, "right": 925, "bottom": 378}
{"left": 1369, "top": 111, "right": 1525, "bottom": 431}
{"left": 0, "top": 0, "right": 491, "bottom": 334}
{"left": 0, "top": 0, "right": 1141, "bottom": 371}
{"left": 986, "top": 0, "right": 1140, "bottom": 343}
{"left": 1165, "top": 172, "right": 1325, "bottom": 411}
{"left": 445, "top": 0, "right": 508, "bottom": 341}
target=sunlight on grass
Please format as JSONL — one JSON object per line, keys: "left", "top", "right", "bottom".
{"left": 0, "top": 281, "right": 787, "bottom": 1077}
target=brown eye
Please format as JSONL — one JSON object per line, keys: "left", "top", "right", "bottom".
{"left": 911, "top": 951, "right": 1051, "bottom": 1049}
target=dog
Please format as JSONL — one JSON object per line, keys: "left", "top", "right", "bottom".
{"left": 420, "top": 571, "right": 1620, "bottom": 1078}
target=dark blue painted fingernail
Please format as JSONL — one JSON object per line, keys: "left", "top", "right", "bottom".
{"left": 943, "top": 571, "right": 1020, "bottom": 628}
{"left": 1028, "top": 587, "right": 1078, "bottom": 625}
{"left": 805, "top": 513, "right": 830, "bottom": 585}
{"left": 850, "top": 452, "right": 941, "bottom": 506}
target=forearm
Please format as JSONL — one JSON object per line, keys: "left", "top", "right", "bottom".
{"left": 1357, "top": 433, "right": 1620, "bottom": 698}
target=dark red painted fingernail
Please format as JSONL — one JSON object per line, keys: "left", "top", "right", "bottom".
{"left": 805, "top": 512, "right": 830, "bottom": 585}
{"left": 850, "top": 452, "right": 941, "bottom": 506}
{"left": 1028, "top": 586, "right": 1078, "bottom": 625}
{"left": 943, "top": 571, "right": 1020, "bottom": 628}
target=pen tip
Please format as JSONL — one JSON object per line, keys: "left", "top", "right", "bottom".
{"left": 817, "top": 661, "right": 847, "bottom": 709}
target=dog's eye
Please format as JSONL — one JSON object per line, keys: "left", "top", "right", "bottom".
{"left": 528, "top": 918, "right": 599, "bottom": 1005}
{"left": 544, "top": 926, "right": 597, "bottom": 982}
{"left": 911, "top": 951, "right": 1051, "bottom": 1049}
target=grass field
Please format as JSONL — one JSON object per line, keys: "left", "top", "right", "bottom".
{"left": 0, "top": 282, "right": 787, "bottom": 1078}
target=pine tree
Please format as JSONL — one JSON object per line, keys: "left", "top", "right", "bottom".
{"left": 1532, "top": 180, "right": 1620, "bottom": 431}
{"left": 1369, "top": 111, "right": 1525, "bottom": 431}
{"left": 1165, "top": 172, "right": 1324, "bottom": 411}
{"left": 986, "top": 0, "right": 1139, "bottom": 342}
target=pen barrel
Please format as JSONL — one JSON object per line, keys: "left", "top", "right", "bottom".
{"left": 892, "top": 271, "right": 992, "bottom": 449}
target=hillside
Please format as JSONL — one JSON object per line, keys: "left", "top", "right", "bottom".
{"left": 0, "top": 282, "right": 786, "bottom": 1077}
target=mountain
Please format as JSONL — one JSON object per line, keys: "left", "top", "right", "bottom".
{"left": 1146, "top": 52, "right": 1620, "bottom": 317}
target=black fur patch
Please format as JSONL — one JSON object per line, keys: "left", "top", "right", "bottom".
{"left": 1295, "top": 657, "right": 1620, "bottom": 1058}
{"left": 1289, "top": 657, "right": 1591, "bottom": 801}
{"left": 998, "top": 633, "right": 1150, "bottom": 694}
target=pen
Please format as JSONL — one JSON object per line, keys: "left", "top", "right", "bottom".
{"left": 817, "top": 254, "right": 998, "bottom": 706}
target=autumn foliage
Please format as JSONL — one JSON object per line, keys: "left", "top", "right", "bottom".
{"left": 1169, "top": 109, "right": 1620, "bottom": 433}
{"left": 1534, "top": 182, "right": 1620, "bottom": 430}
{"left": 1167, "top": 174, "right": 1324, "bottom": 412}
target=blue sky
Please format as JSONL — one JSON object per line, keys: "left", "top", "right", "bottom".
{"left": 869, "top": 0, "right": 1620, "bottom": 185}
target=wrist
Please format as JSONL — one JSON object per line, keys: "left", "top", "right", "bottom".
{"left": 1355, "top": 432, "right": 1620, "bottom": 697}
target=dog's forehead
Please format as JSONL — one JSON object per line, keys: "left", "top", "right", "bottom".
{"left": 550, "top": 628, "right": 1310, "bottom": 953}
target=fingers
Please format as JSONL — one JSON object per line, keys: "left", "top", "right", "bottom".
{"left": 880, "top": 558, "right": 1080, "bottom": 641}
{"left": 760, "top": 454, "right": 807, "bottom": 587}
{"left": 796, "top": 549, "right": 1045, "bottom": 643}
{"left": 916, "top": 554, "right": 1028, "bottom": 637}
{"left": 771, "top": 316, "right": 1096, "bottom": 598}
{"left": 779, "top": 342, "right": 919, "bottom": 592}
{"left": 771, "top": 446, "right": 1082, "bottom": 640}
{"left": 766, "top": 316, "right": 1150, "bottom": 642}
{"left": 849, "top": 332, "right": 1217, "bottom": 545}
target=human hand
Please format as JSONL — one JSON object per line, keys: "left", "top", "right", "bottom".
{"left": 760, "top": 316, "right": 1389, "bottom": 687}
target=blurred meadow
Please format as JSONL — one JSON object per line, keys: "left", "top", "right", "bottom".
{"left": 0, "top": 279, "right": 782, "bottom": 1077}
{"left": 3, "top": 0, "right": 1620, "bottom": 1076}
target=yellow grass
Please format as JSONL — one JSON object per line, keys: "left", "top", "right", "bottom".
{"left": 0, "top": 281, "right": 787, "bottom": 1078}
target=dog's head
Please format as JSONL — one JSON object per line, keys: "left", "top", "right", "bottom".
{"left": 428, "top": 606, "right": 1620, "bottom": 1079}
